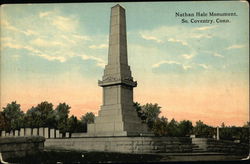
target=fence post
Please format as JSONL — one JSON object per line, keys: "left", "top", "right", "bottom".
{"left": 44, "top": 127, "right": 49, "bottom": 138}
{"left": 216, "top": 126, "right": 220, "bottom": 140}
{"left": 14, "top": 130, "right": 19, "bottom": 136}
{"left": 20, "top": 128, "right": 25, "bottom": 136}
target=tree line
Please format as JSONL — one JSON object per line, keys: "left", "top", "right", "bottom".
{"left": 0, "top": 101, "right": 249, "bottom": 143}
{"left": 133, "top": 102, "right": 249, "bottom": 143}
{"left": 0, "top": 101, "right": 95, "bottom": 134}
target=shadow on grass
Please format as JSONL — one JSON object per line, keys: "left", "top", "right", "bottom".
{"left": 6, "top": 150, "right": 163, "bottom": 164}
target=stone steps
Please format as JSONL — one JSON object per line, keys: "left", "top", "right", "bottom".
{"left": 191, "top": 140, "right": 208, "bottom": 153}
{"left": 191, "top": 138, "right": 248, "bottom": 154}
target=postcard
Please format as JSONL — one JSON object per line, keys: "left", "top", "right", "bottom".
{"left": 0, "top": 1, "right": 249, "bottom": 163}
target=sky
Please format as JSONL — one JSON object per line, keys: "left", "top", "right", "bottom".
{"left": 1, "top": 1, "right": 249, "bottom": 126}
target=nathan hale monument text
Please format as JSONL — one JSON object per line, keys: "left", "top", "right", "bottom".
{"left": 175, "top": 11, "right": 238, "bottom": 24}
{"left": 87, "top": 4, "right": 150, "bottom": 136}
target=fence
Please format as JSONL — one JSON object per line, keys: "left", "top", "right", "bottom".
{"left": 0, "top": 128, "right": 71, "bottom": 139}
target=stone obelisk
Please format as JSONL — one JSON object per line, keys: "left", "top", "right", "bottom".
{"left": 87, "top": 4, "right": 149, "bottom": 136}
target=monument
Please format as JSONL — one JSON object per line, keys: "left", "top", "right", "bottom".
{"left": 45, "top": 5, "right": 248, "bottom": 156}
{"left": 44, "top": 4, "right": 199, "bottom": 155}
{"left": 87, "top": 4, "right": 150, "bottom": 136}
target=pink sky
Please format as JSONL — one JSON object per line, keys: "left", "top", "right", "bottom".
{"left": 1, "top": 73, "right": 248, "bottom": 127}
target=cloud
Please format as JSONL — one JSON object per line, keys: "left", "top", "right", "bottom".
{"left": 89, "top": 44, "right": 108, "bottom": 49}
{"left": 194, "top": 25, "right": 217, "bottom": 31}
{"left": 152, "top": 59, "right": 212, "bottom": 73}
{"left": 1, "top": 19, "right": 38, "bottom": 36}
{"left": 139, "top": 25, "right": 215, "bottom": 48}
{"left": 2, "top": 42, "right": 22, "bottom": 49}
{"left": 1, "top": 10, "right": 106, "bottom": 70}
{"left": 2, "top": 40, "right": 66, "bottom": 62}
{"left": 190, "top": 34, "right": 212, "bottom": 39}
{"left": 168, "top": 38, "right": 188, "bottom": 46}
{"left": 1, "top": 37, "right": 13, "bottom": 42}
{"left": 73, "top": 34, "right": 90, "bottom": 41}
{"left": 60, "top": 35, "right": 77, "bottom": 44}
{"left": 140, "top": 33, "right": 162, "bottom": 43}
{"left": 21, "top": 45, "right": 42, "bottom": 54}
{"left": 152, "top": 60, "right": 188, "bottom": 73}
{"left": 79, "top": 54, "right": 106, "bottom": 68}
{"left": 1, "top": 37, "right": 15, "bottom": 49}
{"left": 2, "top": 19, "right": 19, "bottom": 31}
{"left": 22, "top": 29, "right": 38, "bottom": 36}
{"left": 39, "top": 11, "right": 54, "bottom": 18}
{"left": 182, "top": 54, "right": 194, "bottom": 59}
{"left": 152, "top": 60, "right": 194, "bottom": 71}
{"left": 2, "top": 35, "right": 105, "bottom": 66}
{"left": 213, "top": 53, "right": 224, "bottom": 58}
{"left": 183, "top": 65, "right": 192, "bottom": 70}
{"left": 38, "top": 54, "right": 66, "bottom": 62}
{"left": 31, "top": 38, "right": 65, "bottom": 47}
{"left": 197, "top": 64, "right": 209, "bottom": 69}
{"left": 2, "top": 42, "right": 41, "bottom": 54}
{"left": 226, "top": 44, "right": 246, "bottom": 50}
{"left": 52, "top": 16, "right": 78, "bottom": 32}
{"left": 152, "top": 60, "right": 181, "bottom": 68}
{"left": 201, "top": 50, "right": 225, "bottom": 59}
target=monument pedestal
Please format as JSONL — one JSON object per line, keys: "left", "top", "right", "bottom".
{"left": 88, "top": 103, "right": 150, "bottom": 136}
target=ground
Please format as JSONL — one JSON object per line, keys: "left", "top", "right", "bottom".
{"left": 5, "top": 149, "right": 249, "bottom": 164}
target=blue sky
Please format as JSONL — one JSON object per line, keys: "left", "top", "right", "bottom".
{"left": 1, "top": 1, "right": 249, "bottom": 126}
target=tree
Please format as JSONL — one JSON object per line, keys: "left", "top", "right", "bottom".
{"left": 152, "top": 116, "right": 168, "bottom": 136}
{"left": 80, "top": 112, "right": 95, "bottom": 124}
{"left": 141, "top": 103, "right": 161, "bottom": 129}
{"left": 25, "top": 106, "right": 43, "bottom": 128}
{"left": 218, "top": 124, "right": 249, "bottom": 143}
{"left": 133, "top": 102, "right": 146, "bottom": 122}
{"left": 166, "top": 119, "right": 180, "bottom": 137}
{"left": 2, "top": 101, "right": 24, "bottom": 130}
{"left": 55, "top": 103, "right": 71, "bottom": 133}
{"left": 178, "top": 120, "right": 193, "bottom": 137}
{"left": 239, "top": 127, "right": 249, "bottom": 143}
{"left": 152, "top": 118, "right": 194, "bottom": 137}
{"left": 37, "top": 101, "right": 55, "bottom": 127}
{"left": 55, "top": 103, "right": 70, "bottom": 121}
{"left": 193, "top": 120, "right": 213, "bottom": 138}
{"left": 25, "top": 101, "right": 56, "bottom": 128}
{"left": 67, "top": 115, "right": 78, "bottom": 133}
{"left": 80, "top": 112, "right": 95, "bottom": 132}
{"left": 220, "top": 124, "right": 233, "bottom": 141}
{"left": 0, "top": 112, "right": 9, "bottom": 131}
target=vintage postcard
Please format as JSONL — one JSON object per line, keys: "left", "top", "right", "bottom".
{"left": 0, "top": 1, "right": 249, "bottom": 163}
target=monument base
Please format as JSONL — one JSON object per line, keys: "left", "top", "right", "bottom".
{"left": 71, "top": 132, "right": 154, "bottom": 138}
{"left": 45, "top": 136, "right": 193, "bottom": 154}
{"left": 87, "top": 122, "right": 152, "bottom": 137}
{"left": 86, "top": 103, "right": 152, "bottom": 137}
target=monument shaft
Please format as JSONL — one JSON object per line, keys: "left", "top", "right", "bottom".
{"left": 88, "top": 4, "right": 149, "bottom": 136}
{"left": 108, "top": 4, "right": 128, "bottom": 66}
